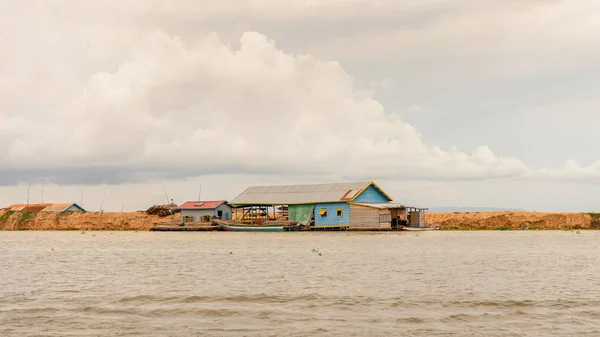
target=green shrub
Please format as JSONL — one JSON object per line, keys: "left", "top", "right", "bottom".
{"left": 18, "top": 211, "right": 34, "bottom": 223}
{"left": 0, "top": 210, "right": 15, "bottom": 223}
{"left": 588, "top": 213, "right": 600, "bottom": 229}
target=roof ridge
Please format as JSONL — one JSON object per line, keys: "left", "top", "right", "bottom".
{"left": 245, "top": 181, "right": 371, "bottom": 188}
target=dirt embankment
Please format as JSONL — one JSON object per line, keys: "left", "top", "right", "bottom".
{"left": 2, "top": 210, "right": 600, "bottom": 231}
{"left": 426, "top": 212, "right": 600, "bottom": 230}
{"left": 0, "top": 210, "right": 179, "bottom": 231}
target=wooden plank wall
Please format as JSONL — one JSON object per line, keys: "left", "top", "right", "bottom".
{"left": 379, "top": 209, "right": 392, "bottom": 229}
{"left": 349, "top": 204, "right": 381, "bottom": 229}
{"left": 409, "top": 211, "right": 425, "bottom": 227}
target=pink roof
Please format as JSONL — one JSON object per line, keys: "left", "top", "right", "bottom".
{"left": 7, "top": 203, "right": 78, "bottom": 212}
{"left": 177, "top": 200, "right": 228, "bottom": 210}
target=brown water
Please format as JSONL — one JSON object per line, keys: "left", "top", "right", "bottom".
{"left": 1, "top": 231, "right": 599, "bottom": 336}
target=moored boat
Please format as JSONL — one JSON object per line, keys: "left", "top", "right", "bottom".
{"left": 220, "top": 223, "right": 299, "bottom": 232}
{"left": 398, "top": 225, "right": 440, "bottom": 231}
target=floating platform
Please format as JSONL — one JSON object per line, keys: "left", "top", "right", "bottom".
{"left": 348, "top": 228, "right": 394, "bottom": 232}
{"left": 150, "top": 223, "right": 221, "bottom": 232}
{"left": 309, "top": 225, "right": 350, "bottom": 231}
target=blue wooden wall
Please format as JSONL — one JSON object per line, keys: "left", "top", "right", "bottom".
{"left": 314, "top": 202, "right": 350, "bottom": 227}
{"left": 353, "top": 185, "right": 390, "bottom": 203}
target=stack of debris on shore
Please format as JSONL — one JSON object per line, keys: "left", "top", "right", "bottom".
{"left": 146, "top": 204, "right": 179, "bottom": 217}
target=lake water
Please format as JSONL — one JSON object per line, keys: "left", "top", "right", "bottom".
{"left": 1, "top": 231, "right": 599, "bottom": 336}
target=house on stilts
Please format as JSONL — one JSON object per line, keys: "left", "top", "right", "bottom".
{"left": 230, "top": 181, "right": 427, "bottom": 230}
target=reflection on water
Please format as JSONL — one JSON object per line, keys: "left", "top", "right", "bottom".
{"left": 1, "top": 231, "right": 600, "bottom": 336}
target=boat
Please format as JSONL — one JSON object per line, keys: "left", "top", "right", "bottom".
{"left": 398, "top": 225, "right": 440, "bottom": 231}
{"left": 220, "top": 223, "right": 299, "bottom": 232}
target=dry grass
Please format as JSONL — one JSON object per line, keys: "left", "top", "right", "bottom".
{"left": 0, "top": 210, "right": 179, "bottom": 231}
{"left": 427, "top": 211, "right": 593, "bottom": 230}
{"left": 0, "top": 209, "right": 596, "bottom": 231}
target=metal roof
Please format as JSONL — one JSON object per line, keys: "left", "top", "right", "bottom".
{"left": 352, "top": 202, "right": 407, "bottom": 209}
{"left": 40, "top": 203, "right": 75, "bottom": 212}
{"left": 352, "top": 203, "right": 428, "bottom": 210}
{"left": 8, "top": 203, "right": 85, "bottom": 212}
{"left": 230, "top": 181, "right": 391, "bottom": 205}
{"left": 8, "top": 204, "right": 48, "bottom": 212}
{"left": 175, "top": 200, "right": 229, "bottom": 210}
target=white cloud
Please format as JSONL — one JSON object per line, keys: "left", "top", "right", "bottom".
{"left": 0, "top": 0, "right": 598, "bottom": 193}
{"left": 0, "top": 17, "right": 531, "bottom": 185}
{"left": 306, "top": 1, "right": 600, "bottom": 79}
{"left": 369, "top": 78, "right": 394, "bottom": 90}
{"left": 537, "top": 160, "right": 600, "bottom": 182}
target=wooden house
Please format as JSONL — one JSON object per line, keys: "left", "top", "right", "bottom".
{"left": 173, "top": 200, "right": 233, "bottom": 223}
{"left": 230, "top": 181, "right": 427, "bottom": 230}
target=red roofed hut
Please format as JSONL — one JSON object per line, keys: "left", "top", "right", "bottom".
{"left": 7, "top": 203, "right": 85, "bottom": 212}
{"left": 173, "top": 200, "right": 232, "bottom": 223}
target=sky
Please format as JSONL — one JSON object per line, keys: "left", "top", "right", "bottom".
{"left": 2, "top": 0, "right": 600, "bottom": 212}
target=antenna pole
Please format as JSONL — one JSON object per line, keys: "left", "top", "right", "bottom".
{"left": 27, "top": 183, "right": 30, "bottom": 205}
{"left": 80, "top": 188, "right": 84, "bottom": 207}
{"left": 198, "top": 185, "right": 202, "bottom": 201}
{"left": 163, "top": 186, "right": 170, "bottom": 204}
{"left": 100, "top": 184, "right": 107, "bottom": 212}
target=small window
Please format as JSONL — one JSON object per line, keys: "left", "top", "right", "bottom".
{"left": 319, "top": 208, "right": 327, "bottom": 217}
{"left": 337, "top": 207, "right": 343, "bottom": 217}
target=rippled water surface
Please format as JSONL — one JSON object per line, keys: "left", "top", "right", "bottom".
{"left": 1, "top": 231, "right": 600, "bottom": 336}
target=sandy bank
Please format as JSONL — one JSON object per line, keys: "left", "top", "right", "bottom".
{"left": 0, "top": 210, "right": 178, "bottom": 231}
{"left": 426, "top": 211, "right": 600, "bottom": 230}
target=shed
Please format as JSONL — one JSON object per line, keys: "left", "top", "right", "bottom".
{"left": 351, "top": 203, "right": 428, "bottom": 229}
{"left": 230, "top": 181, "right": 418, "bottom": 229}
{"left": 173, "top": 200, "right": 232, "bottom": 223}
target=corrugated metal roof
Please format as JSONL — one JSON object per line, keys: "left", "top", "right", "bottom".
{"left": 352, "top": 202, "right": 407, "bottom": 209}
{"left": 176, "top": 200, "right": 228, "bottom": 210}
{"left": 8, "top": 203, "right": 84, "bottom": 212}
{"left": 8, "top": 204, "right": 48, "bottom": 212}
{"left": 41, "top": 203, "right": 75, "bottom": 212}
{"left": 340, "top": 189, "right": 363, "bottom": 201}
{"left": 353, "top": 203, "right": 428, "bottom": 210}
{"left": 231, "top": 181, "right": 387, "bottom": 205}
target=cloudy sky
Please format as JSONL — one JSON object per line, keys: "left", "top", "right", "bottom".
{"left": 2, "top": 0, "right": 600, "bottom": 211}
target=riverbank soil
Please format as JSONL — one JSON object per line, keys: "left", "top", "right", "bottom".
{"left": 0, "top": 210, "right": 179, "bottom": 231}
{"left": 426, "top": 212, "right": 599, "bottom": 230}
{"left": 1, "top": 210, "right": 599, "bottom": 230}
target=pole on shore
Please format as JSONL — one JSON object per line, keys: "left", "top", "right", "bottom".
{"left": 163, "top": 186, "right": 170, "bottom": 205}
{"left": 100, "top": 184, "right": 107, "bottom": 212}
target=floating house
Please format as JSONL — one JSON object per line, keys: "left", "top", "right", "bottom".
{"left": 7, "top": 203, "right": 86, "bottom": 212}
{"left": 174, "top": 200, "right": 233, "bottom": 223}
{"left": 230, "top": 181, "right": 427, "bottom": 230}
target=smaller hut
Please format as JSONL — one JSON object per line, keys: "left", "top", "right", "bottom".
{"left": 7, "top": 203, "right": 86, "bottom": 212}
{"left": 173, "top": 200, "right": 232, "bottom": 223}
